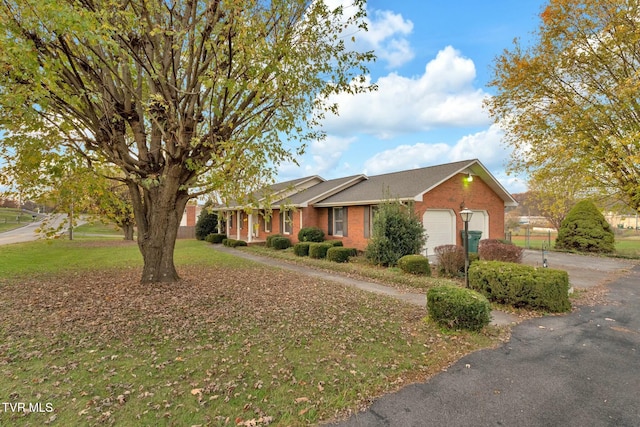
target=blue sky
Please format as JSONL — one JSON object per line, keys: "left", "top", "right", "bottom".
{"left": 277, "top": 0, "right": 548, "bottom": 193}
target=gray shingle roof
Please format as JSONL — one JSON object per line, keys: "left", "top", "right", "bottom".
{"left": 314, "top": 159, "right": 517, "bottom": 207}
{"left": 272, "top": 174, "right": 366, "bottom": 207}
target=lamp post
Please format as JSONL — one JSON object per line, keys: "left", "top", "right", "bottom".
{"left": 460, "top": 208, "right": 473, "bottom": 288}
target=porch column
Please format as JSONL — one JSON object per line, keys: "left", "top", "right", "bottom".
{"left": 248, "top": 211, "right": 253, "bottom": 243}
{"left": 226, "top": 211, "right": 231, "bottom": 237}
{"left": 236, "top": 210, "right": 241, "bottom": 240}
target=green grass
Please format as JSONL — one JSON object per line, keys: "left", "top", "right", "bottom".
{"left": 510, "top": 232, "right": 640, "bottom": 257}
{"left": 73, "top": 221, "right": 123, "bottom": 237}
{"left": 0, "top": 208, "right": 37, "bottom": 232}
{"left": 0, "top": 239, "right": 504, "bottom": 426}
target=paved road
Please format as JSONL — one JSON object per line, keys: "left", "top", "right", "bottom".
{"left": 0, "top": 214, "right": 79, "bottom": 245}
{"left": 329, "top": 264, "right": 640, "bottom": 427}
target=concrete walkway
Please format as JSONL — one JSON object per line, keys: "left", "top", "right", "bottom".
{"left": 211, "top": 245, "right": 519, "bottom": 326}
{"left": 211, "top": 246, "right": 637, "bottom": 328}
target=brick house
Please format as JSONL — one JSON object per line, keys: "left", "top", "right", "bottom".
{"left": 213, "top": 159, "right": 518, "bottom": 255}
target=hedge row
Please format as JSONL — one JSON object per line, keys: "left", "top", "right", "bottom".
{"left": 292, "top": 241, "right": 356, "bottom": 263}
{"left": 222, "top": 238, "right": 247, "bottom": 247}
{"left": 205, "top": 233, "right": 226, "bottom": 244}
{"left": 468, "top": 261, "right": 571, "bottom": 312}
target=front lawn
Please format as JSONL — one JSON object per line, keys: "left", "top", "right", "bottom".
{"left": 0, "top": 239, "right": 504, "bottom": 426}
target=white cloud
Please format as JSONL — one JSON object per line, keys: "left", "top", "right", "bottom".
{"left": 304, "top": 135, "right": 357, "bottom": 175}
{"left": 322, "top": 0, "right": 414, "bottom": 68}
{"left": 323, "top": 46, "right": 491, "bottom": 138}
{"left": 360, "top": 9, "right": 415, "bottom": 68}
{"left": 363, "top": 124, "right": 508, "bottom": 176}
{"left": 363, "top": 142, "right": 451, "bottom": 175}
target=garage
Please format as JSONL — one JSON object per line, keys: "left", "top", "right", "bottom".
{"left": 423, "top": 209, "right": 455, "bottom": 256}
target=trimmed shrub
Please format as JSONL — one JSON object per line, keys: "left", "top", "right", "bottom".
{"left": 478, "top": 239, "right": 523, "bottom": 263}
{"left": 205, "top": 233, "right": 226, "bottom": 244}
{"left": 324, "top": 239, "right": 344, "bottom": 247}
{"left": 427, "top": 285, "right": 491, "bottom": 331}
{"left": 265, "top": 234, "right": 283, "bottom": 248}
{"left": 293, "top": 242, "right": 311, "bottom": 257}
{"left": 326, "top": 247, "right": 356, "bottom": 263}
{"left": 435, "top": 245, "right": 465, "bottom": 277}
{"left": 308, "top": 242, "right": 334, "bottom": 259}
{"left": 468, "top": 261, "right": 571, "bottom": 312}
{"left": 271, "top": 236, "right": 291, "bottom": 250}
{"left": 397, "top": 254, "right": 431, "bottom": 276}
{"left": 555, "top": 200, "right": 615, "bottom": 253}
{"left": 223, "top": 238, "right": 247, "bottom": 248}
{"left": 298, "top": 227, "right": 325, "bottom": 242}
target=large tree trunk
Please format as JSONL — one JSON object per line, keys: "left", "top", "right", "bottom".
{"left": 122, "top": 223, "right": 134, "bottom": 241}
{"left": 128, "top": 170, "right": 190, "bottom": 284}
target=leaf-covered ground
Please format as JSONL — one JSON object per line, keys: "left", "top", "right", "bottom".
{"left": 0, "top": 259, "right": 504, "bottom": 426}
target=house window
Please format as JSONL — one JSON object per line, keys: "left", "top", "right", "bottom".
{"left": 264, "top": 214, "right": 271, "bottom": 232}
{"left": 334, "top": 207, "right": 344, "bottom": 236}
{"left": 238, "top": 211, "right": 243, "bottom": 229}
{"left": 281, "top": 210, "right": 293, "bottom": 234}
{"left": 328, "top": 207, "right": 348, "bottom": 237}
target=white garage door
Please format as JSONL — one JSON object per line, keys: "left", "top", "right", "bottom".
{"left": 468, "top": 210, "right": 489, "bottom": 240}
{"left": 423, "top": 209, "right": 455, "bottom": 256}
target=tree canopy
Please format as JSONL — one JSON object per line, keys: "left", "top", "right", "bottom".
{"left": 487, "top": 0, "right": 640, "bottom": 212}
{"left": 0, "top": 0, "right": 374, "bottom": 282}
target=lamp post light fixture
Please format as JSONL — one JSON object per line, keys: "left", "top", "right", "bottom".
{"left": 460, "top": 208, "right": 473, "bottom": 288}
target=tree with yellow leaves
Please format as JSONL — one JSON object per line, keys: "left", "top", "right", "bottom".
{"left": 487, "top": 0, "right": 640, "bottom": 214}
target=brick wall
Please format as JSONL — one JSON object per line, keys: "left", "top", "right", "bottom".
{"left": 413, "top": 173, "right": 505, "bottom": 246}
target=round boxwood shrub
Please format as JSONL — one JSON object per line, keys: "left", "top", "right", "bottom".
{"left": 298, "top": 227, "right": 325, "bottom": 242}
{"left": 397, "top": 254, "right": 431, "bottom": 276}
{"left": 205, "top": 233, "right": 226, "bottom": 244}
{"left": 326, "top": 247, "right": 356, "bottom": 263}
{"left": 293, "top": 242, "right": 311, "bottom": 256}
{"left": 555, "top": 200, "right": 615, "bottom": 253}
{"left": 265, "top": 234, "right": 283, "bottom": 248}
{"left": 324, "top": 239, "right": 344, "bottom": 247}
{"left": 427, "top": 285, "right": 491, "bottom": 331}
{"left": 308, "top": 242, "right": 334, "bottom": 259}
{"left": 271, "top": 236, "right": 291, "bottom": 250}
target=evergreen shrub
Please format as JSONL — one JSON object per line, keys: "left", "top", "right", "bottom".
{"left": 427, "top": 285, "right": 491, "bottom": 331}
{"left": 468, "top": 261, "right": 571, "bottom": 312}
{"left": 326, "top": 247, "right": 356, "bottom": 263}
{"left": 271, "top": 236, "right": 291, "bottom": 250}
{"left": 555, "top": 200, "right": 615, "bottom": 253}
{"left": 308, "top": 242, "right": 333, "bottom": 259}
{"left": 293, "top": 242, "right": 311, "bottom": 257}
{"left": 265, "top": 234, "right": 283, "bottom": 248}
{"left": 298, "top": 227, "right": 325, "bottom": 242}
{"left": 205, "top": 233, "right": 226, "bottom": 244}
{"left": 365, "top": 200, "right": 426, "bottom": 266}
{"left": 397, "top": 254, "right": 431, "bottom": 276}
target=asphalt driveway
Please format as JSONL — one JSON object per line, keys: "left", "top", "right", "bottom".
{"left": 329, "top": 261, "right": 640, "bottom": 427}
